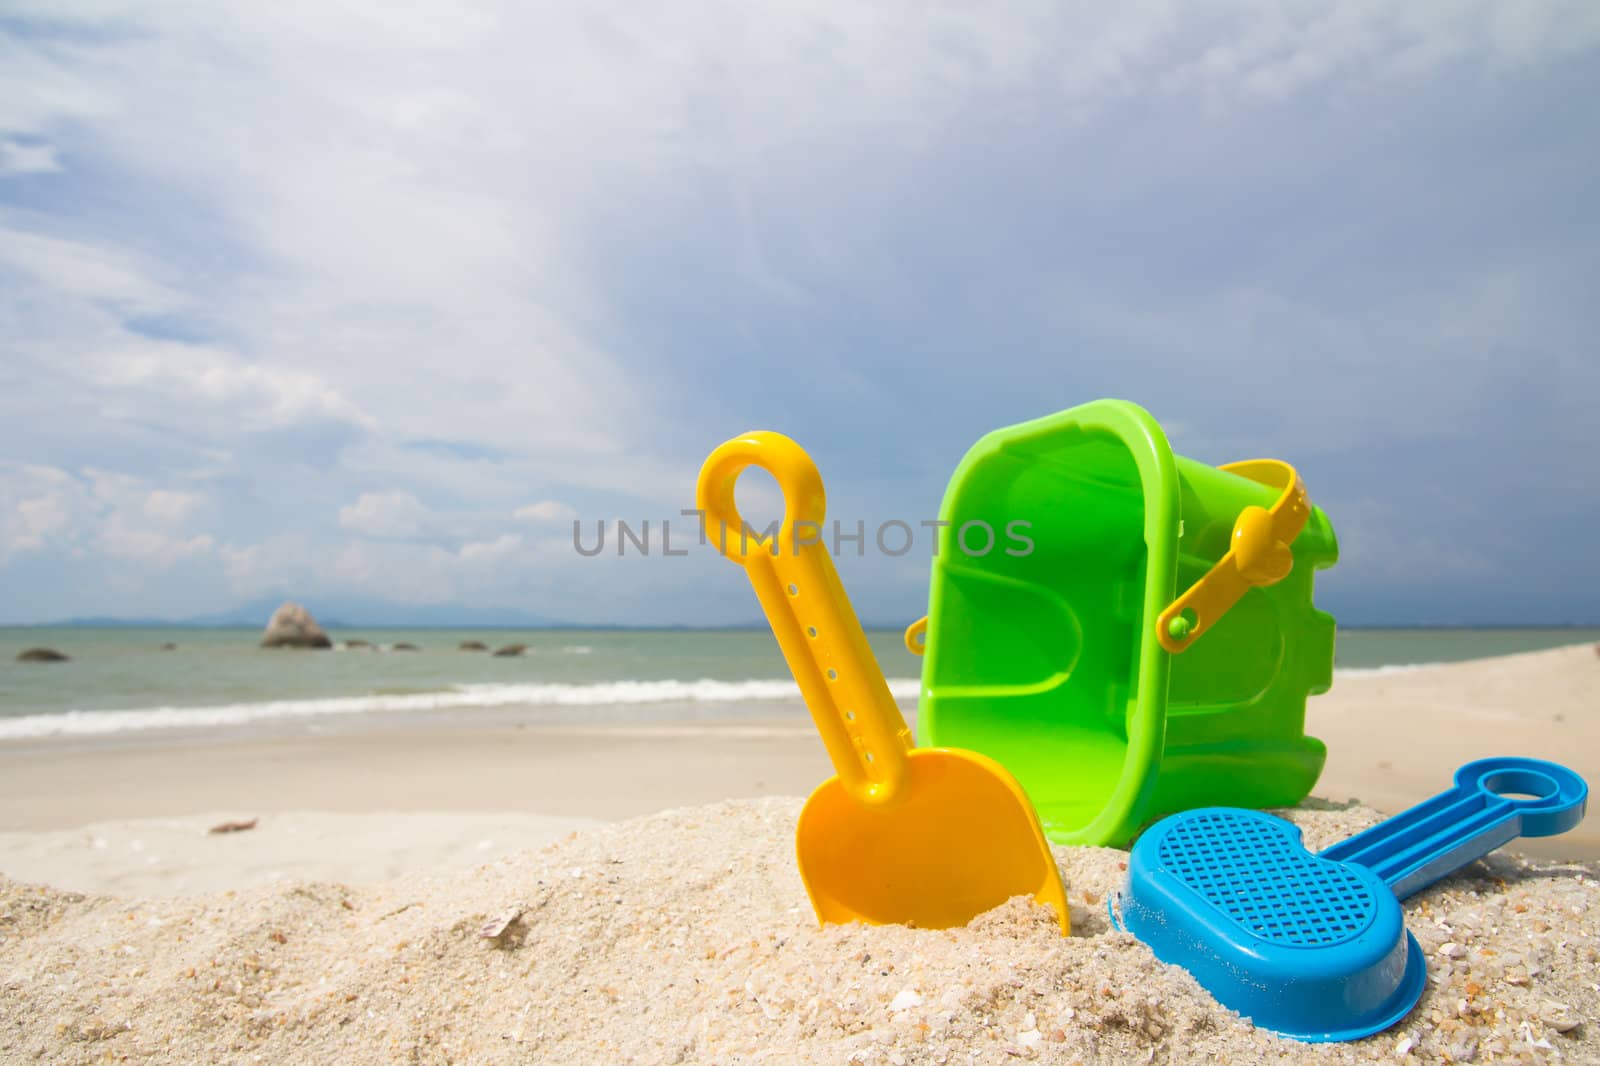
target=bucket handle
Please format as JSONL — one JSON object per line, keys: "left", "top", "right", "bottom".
{"left": 903, "top": 615, "right": 928, "bottom": 656}
{"left": 906, "top": 461, "right": 1309, "bottom": 657}
{"left": 1156, "top": 459, "right": 1310, "bottom": 654}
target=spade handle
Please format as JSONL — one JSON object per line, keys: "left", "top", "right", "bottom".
{"left": 697, "top": 431, "right": 913, "bottom": 806}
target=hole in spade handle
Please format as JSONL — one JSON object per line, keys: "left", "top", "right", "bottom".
{"left": 1483, "top": 767, "right": 1559, "bottom": 804}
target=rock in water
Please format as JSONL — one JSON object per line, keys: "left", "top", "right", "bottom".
{"left": 391, "top": 642, "right": 419, "bottom": 652}
{"left": 492, "top": 643, "right": 527, "bottom": 657}
{"left": 459, "top": 640, "right": 489, "bottom": 652}
{"left": 17, "top": 647, "right": 69, "bottom": 662}
{"left": 260, "top": 602, "right": 333, "bottom": 649}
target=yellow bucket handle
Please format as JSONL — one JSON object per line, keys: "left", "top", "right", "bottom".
{"left": 697, "top": 431, "right": 913, "bottom": 806}
{"left": 909, "top": 461, "right": 1308, "bottom": 658}
{"left": 903, "top": 615, "right": 928, "bottom": 656}
{"left": 1157, "top": 459, "right": 1311, "bottom": 654}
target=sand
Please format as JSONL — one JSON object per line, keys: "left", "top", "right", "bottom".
{"left": 0, "top": 812, "right": 601, "bottom": 898}
{"left": 0, "top": 644, "right": 1597, "bottom": 1062}
{"left": 0, "top": 721, "right": 829, "bottom": 833}
{"left": 2, "top": 800, "right": 1595, "bottom": 1065}
{"left": 1308, "top": 644, "right": 1599, "bottom": 861}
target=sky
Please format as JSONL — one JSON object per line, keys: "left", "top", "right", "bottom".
{"left": 1, "top": 1, "right": 1597, "bottom": 627}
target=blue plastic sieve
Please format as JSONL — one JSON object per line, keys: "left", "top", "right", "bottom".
{"left": 1110, "top": 757, "right": 1587, "bottom": 1042}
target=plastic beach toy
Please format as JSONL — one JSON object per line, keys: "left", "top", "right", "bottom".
{"left": 697, "top": 431, "right": 1069, "bottom": 934}
{"left": 910, "top": 398, "right": 1338, "bottom": 847}
{"left": 1110, "top": 757, "right": 1588, "bottom": 1042}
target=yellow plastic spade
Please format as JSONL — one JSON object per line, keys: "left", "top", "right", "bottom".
{"left": 697, "top": 431, "right": 1069, "bottom": 934}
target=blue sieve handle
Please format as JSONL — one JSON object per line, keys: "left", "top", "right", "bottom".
{"left": 1318, "top": 757, "right": 1587, "bottom": 901}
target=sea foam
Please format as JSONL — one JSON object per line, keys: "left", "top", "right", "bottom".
{"left": 0, "top": 678, "right": 924, "bottom": 740}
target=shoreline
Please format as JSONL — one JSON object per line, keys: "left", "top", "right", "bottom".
{"left": 1, "top": 636, "right": 1591, "bottom": 751}
{"left": 0, "top": 663, "right": 1445, "bottom": 748}
{"left": 0, "top": 643, "right": 1595, "bottom": 894}
{"left": 4, "top": 628, "right": 1595, "bottom": 745}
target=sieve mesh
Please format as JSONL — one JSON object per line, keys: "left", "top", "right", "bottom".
{"left": 1156, "top": 811, "right": 1376, "bottom": 947}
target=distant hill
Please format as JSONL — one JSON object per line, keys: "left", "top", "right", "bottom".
{"left": 57, "top": 596, "right": 560, "bottom": 629}
{"left": 53, "top": 615, "right": 179, "bottom": 628}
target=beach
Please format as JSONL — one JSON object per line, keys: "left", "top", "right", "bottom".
{"left": 8, "top": 3, "right": 1599, "bottom": 1059}
{"left": 0, "top": 642, "right": 1597, "bottom": 1063}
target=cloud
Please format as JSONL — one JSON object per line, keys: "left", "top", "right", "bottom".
{"left": 142, "top": 489, "right": 203, "bottom": 525}
{"left": 217, "top": 534, "right": 310, "bottom": 598}
{"left": 0, "top": 462, "right": 225, "bottom": 609}
{"left": 218, "top": 529, "right": 536, "bottom": 608}
{"left": 513, "top": 500, "right": 578, "bottom": 524}
{"left": 0, "top": 138, "right": 59, "bottom": 176}
{"left": 6, "top": 493, "right": 71, "bottom": 559}
{"left": 0, "top": 463, "right": 84, "bottom": 563}
{"left": 0, "top": 221, "right": 180, "bottom": 312}
{"left": 337, "top": 491, "right": 431, "bottom": 539}
{"left": 89, "top": 340, "right": 376, "bottom": 433}
{"left": 459, "top": 533, "right": 523, "bottom": 562}
{"left": 1152, "top": 2, "right": 1600, "bottom": 106}
{"left": 97, "top": 514, "right": 214, "bottom": 567}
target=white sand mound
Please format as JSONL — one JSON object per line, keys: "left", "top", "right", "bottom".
{"left": 1, "top": 798, "right": 1595, "bottom": 1064}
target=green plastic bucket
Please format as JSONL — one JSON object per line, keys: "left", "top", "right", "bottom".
{"left": 912, "top": 399, "right": 1339, "bottom": 848}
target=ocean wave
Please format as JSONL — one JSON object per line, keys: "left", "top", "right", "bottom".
{"left": 0, "top": 678, "right": 924, "bottom": 741}
{"left": 5, "top": 661, "right": 1450, "bottom": 741}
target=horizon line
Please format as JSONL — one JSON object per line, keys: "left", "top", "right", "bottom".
{"left": 6, "top": 620, "right": 1600, "bottom": 633}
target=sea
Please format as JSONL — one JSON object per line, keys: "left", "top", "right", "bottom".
{"left": 1, "top": 626, "right": 1595, "bottom": 744}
